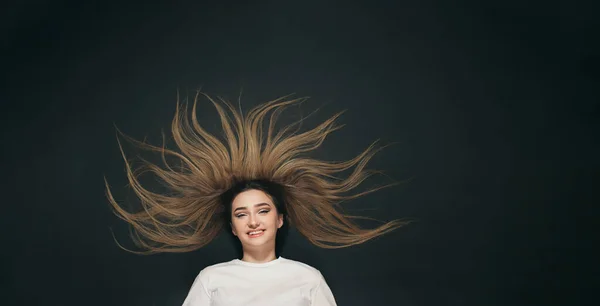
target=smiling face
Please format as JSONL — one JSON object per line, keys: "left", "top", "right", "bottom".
{"left": 230, "top": 189, "right": 284, "bottom": 250}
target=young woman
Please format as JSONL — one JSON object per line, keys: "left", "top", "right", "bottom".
{"left": 105, "top": 92, "right": 409, "bottom": 305}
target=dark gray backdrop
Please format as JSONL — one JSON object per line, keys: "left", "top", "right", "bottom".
{"left": 2, "top": 1, "right": 598, "bottom": 305}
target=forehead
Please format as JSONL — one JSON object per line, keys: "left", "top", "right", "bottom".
{"left": 231, "top": 189, "right": 273, "bottom": 209}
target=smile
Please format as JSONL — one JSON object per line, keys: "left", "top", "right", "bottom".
{"left": 247, "top": 230, "right": 265, "bottom": 238}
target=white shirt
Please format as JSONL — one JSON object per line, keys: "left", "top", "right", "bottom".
{"left": 182, "top": 257, "right": 337, "bottom": 306}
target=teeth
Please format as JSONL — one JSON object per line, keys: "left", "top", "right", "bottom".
{"left": 249, "top": 230, "right": 264, "bottom": 235}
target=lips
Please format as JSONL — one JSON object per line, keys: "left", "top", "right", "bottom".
{"left": 247, "top": 229, "right": 265, "bottom": 238}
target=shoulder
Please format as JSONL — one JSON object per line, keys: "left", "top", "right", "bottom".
{"left": 278, "top": 257, "right": 325, "bottom": 281}
{"left": 190, "top": 259, "right": 237, "bottom": 285}
{"left": 198, "top": 259, "right": 237, "bottom": 274}
{"left": 279, "top": 257, "right": 319, "bottom": 271}
{"left": 201, "top": 259, "right": 238, "bottom": 271}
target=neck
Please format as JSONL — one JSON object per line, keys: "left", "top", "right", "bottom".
{"left": 241, "top": 245, "right": 277, "bottom": 263}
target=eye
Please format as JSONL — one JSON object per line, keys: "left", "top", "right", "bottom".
{"left": 235, "top": 213, "right": 246, "bottom": 218}
{"left": 259, "top": 209, "right": 270, "bottom": 214}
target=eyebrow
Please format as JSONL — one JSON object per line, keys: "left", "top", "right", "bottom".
{"left": 233, "top": 202, "right": 271, "bottom": 213}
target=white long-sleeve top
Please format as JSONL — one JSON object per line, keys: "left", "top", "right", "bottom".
{"left": 182, "top": 256, "right": 337, "bottom": 306}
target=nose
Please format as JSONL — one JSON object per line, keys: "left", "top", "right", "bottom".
{"left": 247, "top": 216, "right": 259, "bottom": 228}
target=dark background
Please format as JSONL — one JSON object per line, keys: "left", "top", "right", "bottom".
{"left": 2, "top": 1, "right": 598, "bottom": 305}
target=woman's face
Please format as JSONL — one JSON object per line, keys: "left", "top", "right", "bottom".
{"left": 230, "top": 189, "right": 283, "bottom": 249}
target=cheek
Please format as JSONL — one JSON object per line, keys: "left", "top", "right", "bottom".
{"left": 268, "top": 215, "right": 281, "bottom": 228}
{"left": 231, "top": 219, "right": 243, "bottom": 233}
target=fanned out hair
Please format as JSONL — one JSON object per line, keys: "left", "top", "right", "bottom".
{"left": 105, "top": 92, "right": 410, "bottom": 254}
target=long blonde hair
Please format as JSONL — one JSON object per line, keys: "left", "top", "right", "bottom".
{"left": 105, "top": 92, "right": 410, "bottom": 254}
